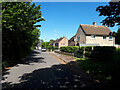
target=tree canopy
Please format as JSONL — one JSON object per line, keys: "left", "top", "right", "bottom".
{"left": 96, "top": 1, "right": 120, "bottom": 27}
{"left": 115, "top": 28, "right": 120, "bottom": 44}
{"left": 2, "top": 2, "right": 45, "bottom": 68}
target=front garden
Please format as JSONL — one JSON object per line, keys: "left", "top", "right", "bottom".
{"left": 59, "top": 46, "right": 120, "bottom": 88}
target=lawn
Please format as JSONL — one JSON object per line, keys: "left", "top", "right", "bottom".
{"left": 75, "top": 49, "right": 120, "bottom": 88}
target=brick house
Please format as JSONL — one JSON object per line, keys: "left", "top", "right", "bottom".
{"left": 53, "top": 36, "right": 68, "bottom": 48}
{"left": 69, "top": 22, "right": 115, "bottom": 46}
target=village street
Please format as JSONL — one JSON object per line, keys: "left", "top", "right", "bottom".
{"left": 2, "top": 50, "right": 99, "bottom": 89}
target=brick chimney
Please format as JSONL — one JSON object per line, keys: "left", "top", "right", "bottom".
{"left": 93, "top": 22, "right": 97, "bottom": 25}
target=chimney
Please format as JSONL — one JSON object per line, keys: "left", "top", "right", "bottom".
{"left": 93, "top": 22, "right": 97, "bottom": 25}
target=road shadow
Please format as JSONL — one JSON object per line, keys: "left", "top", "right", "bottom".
{"left": 2, "top": 61, "right": 101, "bottom": 89}
{"left": 2, "top": 50, "right": 45, "bottom": 82}
{"left": 18, "top": 50, "right": 45, "bottom": 65}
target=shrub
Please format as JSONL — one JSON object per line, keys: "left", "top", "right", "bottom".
{"left": 91, "top": 46, "right": 116, "bottom": 62}
{"left": 60, "top": 46, "right": 79, "bottom": 53}
{"left": 74, "top": 48, "right": 84, "bottom": 58}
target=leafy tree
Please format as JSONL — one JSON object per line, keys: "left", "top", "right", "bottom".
{"left": 2, "top": 2, "right": 45, "bottom": 68}
{"left": 96, "top": 1, "right": 120, "bottom": 27}
{"left": 116, "top": 29, "right": 120, "bottom": 44}
{"left": 42, "top": 42, "right": 49, "bottom": 48}
{"left": 40, "top": 39, "right": 44, "bottom": 43}
{"left": 49, "top": 39, "right": 55, "bottom": 45}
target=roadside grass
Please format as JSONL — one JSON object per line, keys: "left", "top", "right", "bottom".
{"left": 75, "top": 50, "right": 120, "bottom": 88}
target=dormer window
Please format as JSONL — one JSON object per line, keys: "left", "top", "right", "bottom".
{"left": 91, "top": 35, "right": 95, "bottom": 39}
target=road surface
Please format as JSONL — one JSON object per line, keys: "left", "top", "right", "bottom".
{"left": 2, "top": 50, "right": 98, "bottom": 89}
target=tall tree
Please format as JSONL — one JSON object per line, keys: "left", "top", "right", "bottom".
{"left": 96, "top": 1, "right": 120, "bottom": 27}
{"left": 116, "top": 28, "right": 120, "bottom": 44}
{"left": 2, "top": 2, "right": 45, "bottom": 67}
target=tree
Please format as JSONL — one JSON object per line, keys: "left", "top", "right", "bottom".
{"left": 2, "top": 2, "right": 45, "bottom": 68}
{"left": 42, "top": 42, "right": 49, "bottom": 48}
{"left": 40, "top": 39, "right": 44, "bottom": 43}
{"left": 96, "top": 1, "right": 120, "bottom": 27}
{"left": 116, "top": 29, "right": 120, "bottom": 44}
{"left": 49, "top": 39, "right": 55, "bottom": 45}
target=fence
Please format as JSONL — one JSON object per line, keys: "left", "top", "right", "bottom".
{"left": 80, "top": 43, "right": 100, "bottom": 47}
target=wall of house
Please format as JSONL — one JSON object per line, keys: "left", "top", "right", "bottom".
{"left": 59, "top": 37, "right": 68, "bottom": 48}
{"left": 75, "top": 26, "right": 86, "bottom": 45}
{"left": 86, "top": 36, "right": 115, "bottom": 46}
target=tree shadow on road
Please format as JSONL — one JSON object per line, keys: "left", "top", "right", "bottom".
{"left": 2, "top": 50, "right": 45, "bottom": 83}
{"left": 2, "top": 61, "right": 102, "bottom": 89}
{"left": 18, "top": 50, "right": 45, "bottom": 65}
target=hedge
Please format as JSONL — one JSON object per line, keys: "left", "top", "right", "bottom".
{"left": 60, "top": 46, "right": 80, "bottom": 53}
{"left": 91, "top": 46, "right": 116, "bottom": 62}
{"left": 47, "top": 45, "right": 58, "bottom": 51}
{"left": 60, "top": 46, "right": 116, "bottom": 62}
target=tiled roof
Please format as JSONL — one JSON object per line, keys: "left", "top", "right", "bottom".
{"left": 80, "top": 24, "right": 112, "bottom": 35}
{"left": 56, "top": 37, "right": 63, "bottom": 43}
{"left": 54, "top": 36, "right": 66, "bottom": 44}
{"left": 68, "top": 35, "right": 76, "bottom": 42}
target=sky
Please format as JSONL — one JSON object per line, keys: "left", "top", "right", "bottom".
{"left": 34, "top": 2, "right": 118, "bottom": 42}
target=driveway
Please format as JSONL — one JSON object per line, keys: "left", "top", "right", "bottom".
{"left": 2, "top": 50, "right": 99, "bottom": 89}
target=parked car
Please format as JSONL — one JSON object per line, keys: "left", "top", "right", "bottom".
{"left": 42, "top": 47, "right": 46, "bottom": 52}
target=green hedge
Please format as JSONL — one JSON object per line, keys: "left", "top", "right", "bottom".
{"left": 60, "top": 46, "right": 116, "bottom": 62}
{"left": 91, "top": 46, "right": 116, "bottom": 62}
{"left": 47, "top": 45, "right": 58, "bottom": 51}
{"left": 60, "top": 46, "right": 79, "bottom": 53}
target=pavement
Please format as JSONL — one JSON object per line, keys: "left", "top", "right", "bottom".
{"left": 2, "top": 50, "right": 99, "bottom": 89}
{"left": 50, "top": 52, "right": 76, "bottom": 63}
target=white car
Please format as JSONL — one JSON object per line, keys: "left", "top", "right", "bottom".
{"left": 42, "top": 48, "right": 46, "bottom": 52}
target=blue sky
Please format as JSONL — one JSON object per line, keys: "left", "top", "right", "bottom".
{"left": 34, "top": 2, "right": 118, "bottom": 42}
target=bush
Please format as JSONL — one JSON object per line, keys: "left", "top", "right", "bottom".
{"left": 74, "top": 48, "right": 84, "bottom": 58}
{"left": 47, "top": 46, "right": 58, "bottom": 51}
{"left": 91, "top": 46, "right": 116, "bottom": 62}
{"left": 60, "top": 46, "right": 79, "bottom": 53}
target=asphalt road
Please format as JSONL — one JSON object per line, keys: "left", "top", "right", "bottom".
{"left": 2, "top": 50, "right": 98, "bottom": 89}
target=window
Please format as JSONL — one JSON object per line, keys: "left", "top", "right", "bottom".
{"left": 61, "top": 43, "right": 62, "bottom": 45}
{"left": 103, "top": 36, "right": 106, "bottom": 40}
{"left": 77, "top": 37, "right": 80, "bottom": 41}
{"left": 63, "top": 43, "right": 65, "bottom": 45}
{"left": 91, "top": 35, "right": 95, "bottom": 39}
{"left": 109, "top": 36, "right": 113, "bottom": 40}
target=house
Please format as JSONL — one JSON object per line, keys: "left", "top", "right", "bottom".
{"left": 68, "top": 35, "right": 76, "bottom": 46}
{"left": 53, "top": 36, "right": 68, "bottom": 48}
{"left": 73, "top": 22, "right": 115, "bottom": 46}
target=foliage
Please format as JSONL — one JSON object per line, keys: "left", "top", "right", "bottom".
{"left": 60, "top": 46, "right": 79, "bottom": 53}
{"left": 2, "top": 2, "right": 45, "bottom": 68}
{"left": 91, "top": 46, "right": 116, "bottom": 62}
{"left": 115, "top": 29, "right": 120, "bottom": 44}
{"left": 49, "top": 39, "right": 55, "bottom": 45}
{"left": 47, "top": 45, "right": 58, "bottom": 51}
{"left": 41, "top": 42, "right": 49, "bottom": 48}
{"left": 96, "top": 2, "right": 120, "bottom": 27}
{"left": 76, "top": 49, "right": 120, "bottom": 88}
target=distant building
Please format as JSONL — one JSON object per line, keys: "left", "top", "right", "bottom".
{"left": 69, "top": 22, "right": 115, "bottom": 46}
{"left": 53, "top": 36, "right": 68, "bottom": 48}
{"left": 68, "top": 35, "right": 76, "bottom": 46}
{"left": 36, "top": 42, "right": 41, "bottom": 50}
